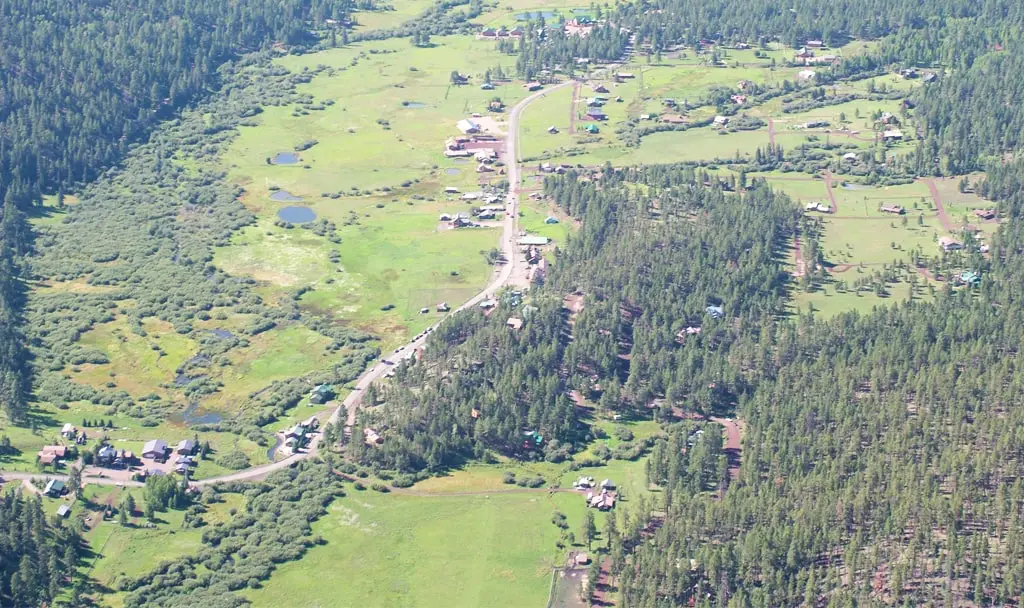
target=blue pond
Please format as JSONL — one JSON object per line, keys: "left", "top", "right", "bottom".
{"left": 181, "top": 403, "right": 222, "bottom": 425}
{"left": 272, "top": 151, "right": 300, "bottom": 165}
{"left": 209, "top": 329, "right": 234, "bottom": 340}
{"left": 278, "top": 206, "right": 317, "bottom": 223}
{"left": 270, "top": 190, "right": 302, "bottom": 202}
{"left": 516, "top": 10, "right": 557, "bottom": 19}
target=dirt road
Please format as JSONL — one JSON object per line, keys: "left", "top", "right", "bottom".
{"left": 922, "top": 178, "right": 954, "bottom": 232}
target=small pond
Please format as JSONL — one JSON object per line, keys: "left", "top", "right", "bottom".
{"left": 209, "top": 329, "right": 234, "bottom": 340}
{"left": 445, "top": 168, "right": 461, "bottom": 175}
{"left": 278, "top": 206, "right": 317, "bottom": 223}
{"left": 516, "top": 10, "right": 557, "bottom": 19}
{"left": 174, "top": 373, "right": 206, "bottom": 387}
{"left": 271, "top": 151, "right": 300, "bottom": 165}
{"left": 179, "top": 403, "right": 223, "bottom": 426}
{"left": 402, "top": 101, "right": 427, "bottom": 109}
{"left": 270, "top": 190, "right": 302, "bottom": 202}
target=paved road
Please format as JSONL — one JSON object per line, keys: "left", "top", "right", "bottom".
{"left": 0, "top": 81, "right": 572, "bottom": 491}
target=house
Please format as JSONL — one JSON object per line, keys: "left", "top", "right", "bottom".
{"left": 309, "top": 384, "right": 334, "bottom": 404}
{"left": 547, "top": 125, "right": 559, "bottom": 134}
{"left": 795, "top": 47, "right": 814, "bottom": 59}
{"left": 456, "top": 119, "right": 479, "bottom": 134}
{"left": 737, "top": 80, "right": 754, "bottom": 91}
{"left": 923, "top": 72, "right": 938, "bottom": 83}
{"left": 474, "top": 149, "right": 497, "bottom": 162}
{"left": 661, "top": 114, "right": 685, "bottom": 124}
{"left": 574, "top": 552, "right": 591, "bottom": 566}
{"left": 437, "top": 302, "right": 451, "bottom": 312}
{"left": 39, "top": 445, "right": 68, "bottom": 459}
{"left": 805, "top": 202, "right": 831, "bottom": 213}
{"left": 44, "top": 479, "right": 66, "bottom": 497}
{"left": 303, "top": 416, "right": 320, "bottom": 431}
{"left": 592, "top": 84, "right": 609, "bottom": 93}
{"left": 880, "top": 204, "right": 905, "bottom": 215}
{"left": 509, "top": 26, "right": 524, "bottom": 38}
{"left": 600, "top": 479, "right": 616, "bottom": 490}
{"left": 506, "top": 317, "right": 523, "bottom": 330}
{"left": 480, "top": 82, "right": 495, "bottom": 90}
{"left": 439, "top": 213, "right": 452, "bottom": 221}
{"left": 489, "top": 100, "right": 504, "bottom": 112}
{"left": 518, "top": 235, "right": 550, "bottom": 246}
{"left": 706, "top": 305, "right": 725, "bottom": 319}
{"left": 713, "top": 115, "right": 729, "bottom": 127}
{"left": 477, "top": 209, "right": 496, "bottom": 220}
{"left": 583, "top": 124, "right": 600, "bottom": 134}
{"left": 974, "top": 209, "right": 996, "bottom": 220}
{"left": 285, "top": 424, "right": 307, "bottom": 441}
{"left": 142, "top": 439, "right": 168, "bottom": 460}
{"left": 585, "top": 108, "right": 607, "bottom": 120}
{"left": 479, "top": 299, "right": 497, "bottom": 309}
{"left": 804, "top": 120, "right": 829, "bottom": 129}
{"left": 61, "top": 423, "right": 76, "bottom": 439}
{"left": 444, "top": 186, "right": 460, "bottom": 194}
{"left": 959, "top": 271, "right": 981, "bottom": 286}
{"left": 798, "top": 69, "right": 817, "bottom": 81}
{"left": 176, "top": 439, "right": 197, "bottom": 456}
{"left": 843, "top": 152, "right": 858, "bottom": 162}
{"left": 882, "top": 129, "right": 904, "bottom": 142}
{"left": 900, "top": 68, "right": 919, "bottom": 79}
{"left": 806, "top": 40, "right": 824, "bottom": 48}
{"left": 730, "top": 94, "right": 747, "bottom": 105}
{"left": 38, "top": 453, "right": 57, "bottom": 466}
{"left": 478, "top": 28, "right": 497, "bottom": 38}
{"left": 364, "top": 428, "right": 383, "bottom": 446}
{"left": 475, "top": 162, "right": 494, "bottom": 173}
{"left": 525, "top": 81, "right": 543, "bottom": 91}
{"left": 96, "top": 445, "right": 118, "bottom": 466}
{"left": 56, "top": 504, "right": 71, "bottom": 518}
{"left": 939, "top": 236, "right": 963, "bottom": 252}
{"left": 614, "top": 72, "right": 635, "bottom": 81}
{"left": 544, "top": 216, "right": 559, "bottom": 224}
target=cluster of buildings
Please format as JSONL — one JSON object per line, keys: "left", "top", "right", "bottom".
{"left": 284, "top": 416, "right": 321, "bottom": 452}
{"left": 444, "top": 134, "right": 503, "bottom": 174}
{"left": 476, "top": 26, "right": 524, "bottom": 40}
{"left": 37, "top": 445, "right": 69, "bottom": 467}
{"left": 573, "top": 476, "right": 617, "bottom": 510}
{"left": 804, "top": 202, "right": 833, "bottom": 214}
{"left": 140, "top": 438, "right": 200, "bottom": 475}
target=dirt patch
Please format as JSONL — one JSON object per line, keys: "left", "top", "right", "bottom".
{"left": 710, "top": 416, "right": 744, "bottom": 481}
{"left": 548, "top": 567, "right": 590, "bottom": 608}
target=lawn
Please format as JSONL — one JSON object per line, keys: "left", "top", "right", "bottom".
{"left": 791, "top": 278, "right": 930, "bottom": 319}
{"left": 243, "top": 489, "right": 576, "bottom": 608}
{"left": 820, "top": 215, "right": 942, "bottom": 267}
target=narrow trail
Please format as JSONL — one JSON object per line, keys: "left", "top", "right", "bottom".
{"left": 792, "top": 229, "right": 806, "bottom": 278}
{"left": 922, "top": 178, "right": 954, "bottom": 232}
{"left": 823, "top": 172, "right": 839, "bottom": 213}
{"left": 568, "top": 80, "right": 581, "bottom": 133}
{"left": 767, "top": 119, "right": 776, "bottom": 147}
{"left": 710, "top": 417, "right": 743, "bottom": 481}
{"left": 0, "top": 82, "right": 575, "bottom": 490}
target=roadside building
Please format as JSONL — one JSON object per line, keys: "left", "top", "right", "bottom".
{"left": 44, "top": 479, "right": 66, "bottom": 497}
{"left": 939, "top": 236, "right": 963, "bottom": 252}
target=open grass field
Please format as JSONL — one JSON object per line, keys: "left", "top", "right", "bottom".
{"left": 217, "top": 35, "right": 525, "bottom": 343}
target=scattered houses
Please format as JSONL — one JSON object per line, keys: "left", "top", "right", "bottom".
{"left": 880, "top": 204, "right": 905, "bottom": 215}
{"left": 843, "top": 152, "right": 859, "bottom": 162}
{"left": 797, "top": 69, "right": 817, "bottom": 81}
{"left": 479, "top": 298, "right": 497, "bottom": 309}
{"left": 713, "top": 115, "right": 729, "bottom": 127}
{"left": 706, "top": 305, "right": 725, "bottom": 319}
{"left": 437, "top": 302, "right": 451, "bottom": 312}
{"left": 959, "top": 270, "right": 981, "bottom": 286}
{"left": 805, "top": 202, "right": 832, "bottom": 213}
{"left": 37, "top": 445, "right": 68, "bottom": 466}
{"left": 974, "top": 208, "right": 997, "bottom": 220}
{"left": 176, "top": 439, "right": 197, "bottom": 456}
{"left": 364, "top": 428, "right": 383, "bottom": 446}
{"left": 506, "top": 317, "right": 524, "bottom": 330}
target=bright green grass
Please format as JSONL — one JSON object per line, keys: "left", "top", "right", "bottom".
{"left": 750, "top": 172, "right": 830, "bottom": 202}
{"left": 519, "top": 199, "right": 573, "bottom": 243}
{"left": 631, "top": 127, "right": 770, "bottom": 164}
{"left": 829, "top": 181, "right": 933, "bottom": 218}
{"left": 243, "top": 489, "right": 575, "bottom": 608}
{"left": 820, "top": 216, "right": 943, "bottom": 267}
{"left": 351, "top": 0, "right": 436, "bottom": 32}
{"left": 775, "top": 98, "right": 905, "bottom": 134}
{"left": 792, "top": 278, "right": 932, "bottom": 320}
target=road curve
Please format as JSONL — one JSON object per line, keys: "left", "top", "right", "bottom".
{"left": 0, "top": 81, "right": 573, "bottom": 490}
